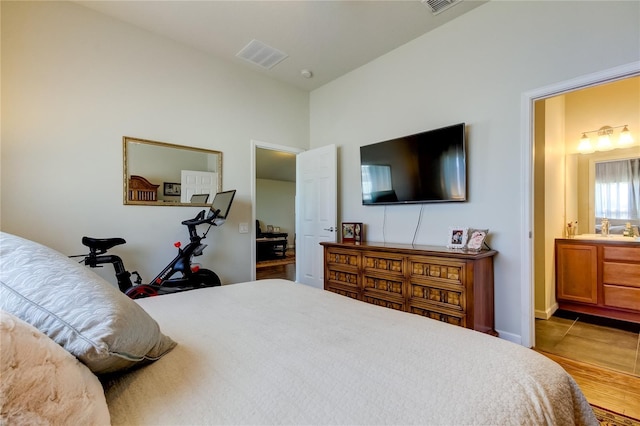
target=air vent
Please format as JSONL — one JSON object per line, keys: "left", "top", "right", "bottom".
{"left": 236, "top": 39, "right": 288, "bottom": 70}
{"left": 421, "top": 0, "right": 462, "bottom": 15}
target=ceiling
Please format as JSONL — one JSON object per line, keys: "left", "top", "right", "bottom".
{"left": 76, "top": 0, "right": 488, "bottom": 92}
{"left": 75, "top": 0, "right": 487, "bottom": 181}
{"left": 256, "top": 148, "right": 297, "bottom": 182}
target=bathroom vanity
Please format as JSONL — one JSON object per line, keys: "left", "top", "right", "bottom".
{"left": 555, "top": 237, "right": 640, "bottom": 323}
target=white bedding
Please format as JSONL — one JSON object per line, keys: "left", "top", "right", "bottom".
{"left": 103, "top": 279, "right": 597, "bottom": 425}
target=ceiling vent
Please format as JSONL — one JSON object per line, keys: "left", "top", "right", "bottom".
{"left": 236, "top": 39, "right": 288, "bottom": 70}
{"left": 421, "top": 0, "right": 462, "bottom": 15}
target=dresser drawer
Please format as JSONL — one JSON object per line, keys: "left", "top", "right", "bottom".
{"left": 363, "top": 274, "right": 404, "bottom": 297}
{"left": 409, "top": 256, "right": 466, "bottom": 286}
{"left": 602, "top": 262, "right": 640, "bottom": 288}
{"left": 603, "top": 284, "right": 640, "bottom": 311}
{"left": 363, "top": 294, "right": 404, "bottom": 311}
{"left": 326, "top": 249, "right": 359, "bottom": 269}
{"left": 327, "top": 269, "right": 359, "bottom": 288}
{"left": 409, "top": 305, "right": 465, "bottom": 327}
{"left": 409, "top": 281, "right": 465, "bottom": 312}
{"left": 603, "top": 246, "right": 640, "bottom": 262}
{"left": 363, "top": 252, "right": 404, "bottom": 276}
{"left": 326, "top": 284, "right": 359, "bottom": 300}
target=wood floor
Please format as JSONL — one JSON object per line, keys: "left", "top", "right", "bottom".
{"left": 535, "top": 312, "right": 639, "bottom": 376}
{"left": 255, "top": 263, "right": 295, "bottom": 281}
{"left": 539, "top": 350, "right": 640, "bottom": 420}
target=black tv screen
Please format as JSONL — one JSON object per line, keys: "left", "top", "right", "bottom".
{"left": 360, "top": 123, "right": 466, "bottom": 205}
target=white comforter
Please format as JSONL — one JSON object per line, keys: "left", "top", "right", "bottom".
{"left": 103, "top": 279, "right": 597, "bottom": 425}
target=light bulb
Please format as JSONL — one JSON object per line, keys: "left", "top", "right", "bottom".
{"left": 596, "top": 128, "right": 614, "bottom": 151}
{"left": 577, "top": 133, "right": 594, "bottom": 154}
{"left": 618, "top": 126, "right": 634, "bottom": 146}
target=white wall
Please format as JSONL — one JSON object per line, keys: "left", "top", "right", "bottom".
{"left": 309, "top": 1, "right": 640, "bottom": 340}
{"left": 1, "top": 1, "right": 309, "bottom": 285}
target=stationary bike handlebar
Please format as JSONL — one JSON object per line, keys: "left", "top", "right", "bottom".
{"left": 181, "top": 209, "right": 222, "bottom": 241}
{"left": 181, "top": 208, "right": 220, "bottom": 227}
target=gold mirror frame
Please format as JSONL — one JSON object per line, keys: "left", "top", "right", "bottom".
{"left": 123, "top": 136, "right": 222, "bottom": 206}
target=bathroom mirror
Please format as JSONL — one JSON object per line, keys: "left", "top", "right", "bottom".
{"left": 569, "top": 148, "right": 639, "bottom": 233}
{"left": 123, "top": 136, "right": 222, "bottom": 206}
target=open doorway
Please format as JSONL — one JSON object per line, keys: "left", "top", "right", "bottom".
{"left": 526, "top": 66, "right": 639, "bottom": 375}
{"left": 251, "top": 142, "right": 301, "bottom": 281}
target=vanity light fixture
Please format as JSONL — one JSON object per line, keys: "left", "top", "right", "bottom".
{"left": 577, "top": 125, "right": 634, "bottom": 154}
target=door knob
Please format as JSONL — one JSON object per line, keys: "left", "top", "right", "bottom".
{"left": 323, "top": 227, "right": 337, "bottom": 232}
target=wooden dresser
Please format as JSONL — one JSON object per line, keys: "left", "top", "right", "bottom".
{"left": 320, "top": 242, "right": 498, "bottom": 336}
{"left": 555, "top": 238, "right": 640, "bottom": 323}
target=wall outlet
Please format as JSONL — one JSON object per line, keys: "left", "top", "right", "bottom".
{"left": 239, "top": 223, "right": 249, "bottom": 234}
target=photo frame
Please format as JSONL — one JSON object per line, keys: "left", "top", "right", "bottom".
{"left": 163, "top": 182, "right": 181, "bottom": 196}
{"left": 466, "top": 228, "right": 489, "bottom": 251}
{"left": 446, "top": 227, "right": 468, "bottom": 249}
{"left": 342, "top": 222, "right": 363, "bottom": 244}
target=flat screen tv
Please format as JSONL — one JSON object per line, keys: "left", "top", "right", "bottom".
{"left": 360, "top": 123, "right": 466, "bottom": 205}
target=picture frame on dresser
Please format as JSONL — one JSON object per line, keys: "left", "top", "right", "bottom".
{"left": 447, "top": 227, "right": 468, "bottom": 249}
{"left": 466, "top": 228, "right": 489, "bottom": 251}
{"left": 341, "top": 222, "right": 363, "bottom": 244}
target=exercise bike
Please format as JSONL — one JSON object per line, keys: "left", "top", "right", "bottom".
{"left": 72, "top": 190, "right": 236, "bottom": 299}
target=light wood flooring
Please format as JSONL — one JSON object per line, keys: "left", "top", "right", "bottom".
{"left": 256, "top": 263, "right": 295, "bottom": 281}
{"left": 540, "top": 351, "right": 640, "bottom": 420}
{"left": 535, "top": 311, "right": 640, "bottom": 419}
{"left": 535, "top": 311, "right": 639, "bottom": 376}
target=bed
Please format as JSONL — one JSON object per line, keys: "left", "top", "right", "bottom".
{"left": 0, "top": 231, "right": 598, "bottom": 425}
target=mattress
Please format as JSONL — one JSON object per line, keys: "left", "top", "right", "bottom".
{"left": 103, "top": 279, "right": 597, "bottom": 425}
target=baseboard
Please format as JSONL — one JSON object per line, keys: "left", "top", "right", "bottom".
{"left": 535, "top": 303, "right": 559, "bottom": 320}
{"left": 496, "top": 329, "right": 521, "bottom": 345}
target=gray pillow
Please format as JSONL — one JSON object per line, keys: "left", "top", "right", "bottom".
{"left": 0, "top": 232, "right": 176, "bottom": 375}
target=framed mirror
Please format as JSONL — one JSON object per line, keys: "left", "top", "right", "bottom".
{"left": 123, "top": 136, "right": 222, "bottom": 206}
{"left": 566, "top": 146, "right": 639, "bottom": 234}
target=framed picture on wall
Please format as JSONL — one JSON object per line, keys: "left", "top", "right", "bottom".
{"left": 342, "top": 222, "right": 363, "bottom": 244}
{"left": 163, "top": 182, "right": 181, "bottom": 196}
{"left": 446, "top": 227, "right": 468, "bottom": 249}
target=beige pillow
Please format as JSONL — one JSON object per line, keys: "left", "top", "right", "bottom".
{"left": 0, "top": 231, "right": 176, "bottom": 374}
{"left": 0, "top": 310, "right": 111, "bottom": 425}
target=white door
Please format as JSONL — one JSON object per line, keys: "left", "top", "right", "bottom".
{"left": 181, "top": 170, "right": 218, "bottom": 203}
{"left": 295, "top": 144, "right": 337, "bottom": 288}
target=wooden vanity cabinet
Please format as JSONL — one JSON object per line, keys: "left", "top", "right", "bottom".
{"left": 555, "top": 239, "right": 640, "bottom": 323}
{"left": 555, "top": 243, "right": 598, "bottom": 304}
{"left": 321, "top": 242, "right": 498, "bottom": 335}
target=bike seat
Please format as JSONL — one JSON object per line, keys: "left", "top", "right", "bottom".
{"left": 82, "top": 237, "right": 126, "bottom": 251}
